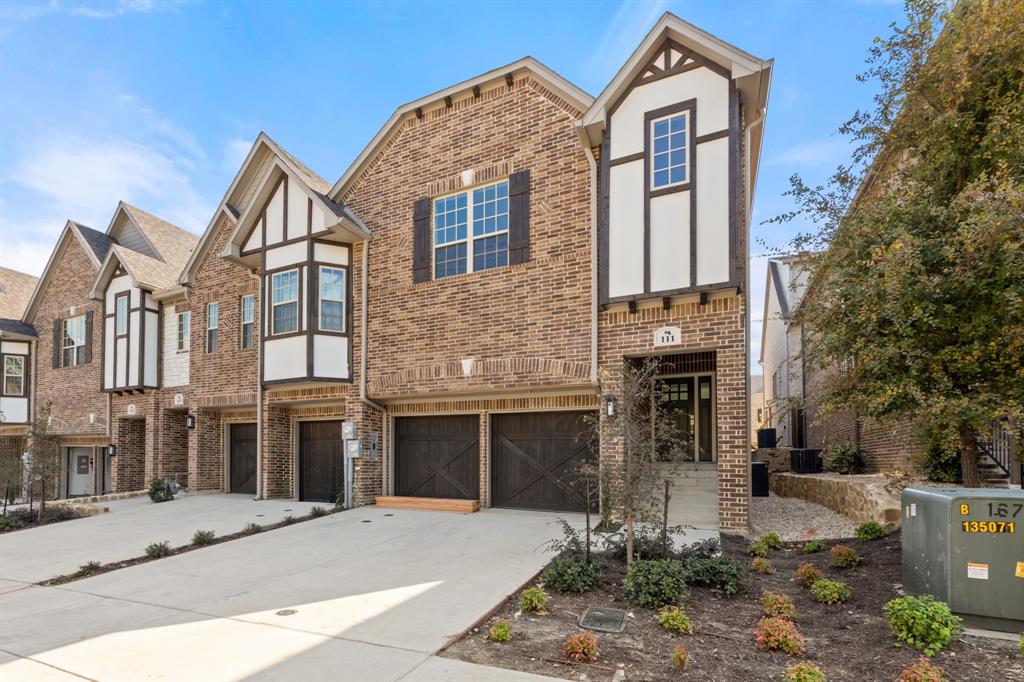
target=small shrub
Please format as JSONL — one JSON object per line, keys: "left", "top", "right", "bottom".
{"left": 830, "top": 544, "right": 861, "bottom": 568}
{"left": 855, "top": 521, "right": 887, "bottom": 541}
{"left": 761, "top": 592, "right": 797, "bottom": 620}
{"left": 623, "top": 558, "right": 688, "bottom": 608}
{"left": 823, "top": 444, "right": 866, "bottom": 474}
{"left": 333, "top": 492, "right": 346, "bottom": 509}
{"left": 145, "top": 541, "right": 172, "bottom": 558}
{"left": 898, "top": 657, "right": 947, "bottom": 682}
{"left": 685, "top": 555, "right": 747, "bottom": 597}
{"left": 675, "top": 537, "right": 721, "bottom": 562}
{"left": 760, "top": 532, "right": 783, "bottom": 550}
{"left": 309, "top": 506, "right": 328, "bottom": 518}
{"left": 754, "top": 617, "right": 804, "bottom": 655}
{"left": 0, "top": 514, "right": 26, "bottom": 531}
{"left": 884, "top": 595, "right": 961, "bottom": 656}
{"left": 542, "top": 555, "right": 599, "bottom": 593}
{"left": 802, "top": 539, "right": 827, "bottom": 554}
{"left": 561, "top": 632, "right": 599, "bottom": 663}
{"left": 747, "top": 540, "right": 769, "bottom": 557}
{"left": 811, "top": 578, "right": 852, "bottom": 604}
{"left": 192, "top": 530, "right": 216, "bottom": 546}
{"left": 281, "top": 514, "right": 296, "bottom": 525}
{"left": 795, "top": 562, "right": 823, "bottom": 587}
{"left": 147, "top": 478, "right": 174, "bottom": 503}
{"left": 518, "top": 586, "right": 549, "bottom": 614}
{"left": 241, "top": 522, "right": 262, "bottom": 535}
{"left": 751, "top": 557, "right": 774, "bottom": 574}
{"left": 785, "top": 662, "right": 826, "bottom": 682}
{"left": 601, "top": 523, "right": 675, "bottom": 560}
{"left": 670, "top": 643, "right": 688, "bottom": 670}
{"left": 657, "top": 605, "right": 693, "bottom": 634}
{"left": 488, "top": 619, "right": 511, "bottom": 642}
{"left": 77, "top": 560, "right": 102, "bottom": 576}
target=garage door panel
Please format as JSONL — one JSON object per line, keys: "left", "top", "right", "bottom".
{"left": 300, "top": 421, "right": 344, "bottom": 503}
{"left": 395, "top": 415, "right": 479, "bottom": 500}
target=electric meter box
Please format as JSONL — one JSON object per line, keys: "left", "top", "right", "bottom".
{"left": 901, "top": 487, "right": 1024, "bottom": 631}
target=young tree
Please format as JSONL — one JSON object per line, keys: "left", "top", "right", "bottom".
{"left": 28, "top": 402, "right": 61, "bottom": 518}
{"left": 767, "top": 0, "right": 1024, "bottom": 486}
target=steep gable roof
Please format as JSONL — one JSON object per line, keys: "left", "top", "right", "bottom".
{"left": 22, "top": 220, "right": 110, "bottom": 323}
{"left": 0, "top": 267, "right": 39, "bottom": 320}
{"left": 110, "top": 202, "right": 198, "bottom": 268}
{"left": 74, "top": 223, "right": 116, "bottom": 264}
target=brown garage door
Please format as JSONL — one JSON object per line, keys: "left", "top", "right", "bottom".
{"left": 229, "top": 423, "right": 257, "bottom": 495}
{"left": 394, "top": 415, "right": 479, "bottom": 500}
{"left": 491, "top": 411, "right": 598, "bottom": 512}
{"left": 299, "top": 420, "right": 345, "bottom": 503}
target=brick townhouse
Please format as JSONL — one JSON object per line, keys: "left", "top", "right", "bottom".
{"left": 0, "top": 266, "right": 39, "bottom": 488}
{"left": 16, "top": 13, "right": 771, "bottom": 530}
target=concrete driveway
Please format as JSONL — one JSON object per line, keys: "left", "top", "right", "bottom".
{"left": 0, "top": 506, "right": 567, "bottom": 681}
{"left": 1, "top": 494, "right": 324, "bottom": 583}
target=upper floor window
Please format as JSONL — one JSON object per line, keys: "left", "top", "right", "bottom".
{"left": 271, "top": 270, "right": 299, "bottom": 335}
{"left": 115, "top": 295, "right": 129, "bottom": 336}
{"left": 240, "top": 294, "right": 255, "bottom": 349}
{"left": 434, "top": 180, "right": 509, "bottom": 279}
{"left": 3, "top": 356, "right": 24, "bottom": 396}
{"left": 206, "top": 302, "right": 219, "bottom": 353}
{"left": 177, "top": 311, "right": 190, "bottom": 351}
{"left": 650, "top": 112, "right": 688, "bottom": 189}
{"left": 62, "top": 315, "right": 87, "bottom": 367}
{"left": 318, "top": 267, "right": 345, "bottom": 332}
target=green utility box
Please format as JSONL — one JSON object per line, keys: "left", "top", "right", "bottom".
{"left": 902, "top": 487, "right": 1024, "bottom": 631}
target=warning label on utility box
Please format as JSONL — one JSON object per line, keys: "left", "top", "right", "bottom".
{"left": 967, "top": 562, "right": 989, "bottom": 580}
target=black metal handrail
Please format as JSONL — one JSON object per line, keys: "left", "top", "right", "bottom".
{"left": 978, "top": 421, "right": 1013, "bottom": 475}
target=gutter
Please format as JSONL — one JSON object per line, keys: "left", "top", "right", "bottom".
{"left": 574, "top": 122, "right": 600, "bottom": 386}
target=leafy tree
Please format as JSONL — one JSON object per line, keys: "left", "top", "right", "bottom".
{"left": 28, "top": 402, "right": 61, "bottom": 518}
{"left": 767, "top": 0, "right": 1024, "bottom": 486}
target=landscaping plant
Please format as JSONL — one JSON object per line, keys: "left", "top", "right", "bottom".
{"left": 0, "top": 515, "right": 25, "bottom": 531}
{"left": 675, "top": 537, "right": 720, "bottom": 562}
{"left": 622, "top": 558, "right": 688, "bottom": 608}
{"left": 561, "top": 632, "right": 599, "bottom": 663}
{"left": 192, "top": 530, "right": 216, "bottom": 546}
{"left": 147, "top": 478, "right": 174, "bottom": 503}
{"left": 751, "top": 557, "right": 774, "bottom": 574}
{"left": 795, "top": 562, "right": 823, "bottom": 587}
{"left": 884, "top": 595, "right": 961, "bottom": 656}
{"left": 802, "top": 539, "right": 826, "bottom": 554}
{"left": 309, "top": 506, "right": 328, "bottom": 518}
{"left": 487, "top": 619, "right": 511, "bottom": 643}
{"left": 241, "top": 522, "right": 262, "bottom": 535}
{"left": 897, "top": 657, "right": 948, "bottom": 682}
{"left": 685, "top": 555, "right": 747, "bottom": 597}
{"left": 518, "top": 586, "right": 549, "bottom": 614}
{"left": 823, "top": 444, "right": 866, "bottom": 475}
{"left": 854, "top": 521, "right": 887, "bottom": 541}
{"left": 669, "top": 643, "right": 688, "bottom": 670}
{"left": 829, "top": 545, "right": 861, "bottom": 568}
{"left": 754, "top": 617, "right": 805, "bottom": 655}
{"left": 761, "top": 592, "right": 797, "bottom": 621}
{"left": 656, "top": 605, "right": 693, "bottom": 634}
{"left": 759, "top": 532, "right": 783, "bottom": 550}
{"left": 281, "top": 514, "right": 296, "bottom": 525}
{"left": 77, "top": 561, "right": 102, "bottom": 576}
{"left": 541, "top": 555, "right": 599, "bottom": 593}
{"left": 811, "top": 578, "right": 852, "bottom": 605}
{"left": 145, "top": 541, "right": 172, "bottom": 558}
{"left": 747, "top": 540, "right": 769, "bottom": 558}
{"left": 785, "top": 662, "right": 827, "bottom": 682}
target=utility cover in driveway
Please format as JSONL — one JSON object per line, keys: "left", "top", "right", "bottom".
{"left": 491, "top": 411, "right": 598, "bottom": 512}
{"left": 394, "top": 415, "right": 480, "bottom": 499}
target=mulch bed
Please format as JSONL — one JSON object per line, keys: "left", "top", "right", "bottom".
{"left": 442, "top": 531, "right": 1023, "bottom": 681}
{"left": 0, "top": 505, "right": 86, "bottom": 533}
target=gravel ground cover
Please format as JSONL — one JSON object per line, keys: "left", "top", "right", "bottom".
{"left": 750, "top": 492, "right": 858, "bottom": 541}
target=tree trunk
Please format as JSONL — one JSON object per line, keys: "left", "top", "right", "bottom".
{"left": 625, "top": 512, "right": 634, "bottom": 566}
{"left": 959, "top": 424, "right": 982, "bottom": 488}
{"left": 661, "top": 479, "right": 670, "bottom": 557}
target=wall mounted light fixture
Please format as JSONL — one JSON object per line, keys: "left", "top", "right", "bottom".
{"left": 185, "top": 415, "right": 196, "bottom": 430}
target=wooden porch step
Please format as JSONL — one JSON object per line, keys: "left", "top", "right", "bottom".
{"left": 375, "top": 496, "right": 480, "bottom": 513}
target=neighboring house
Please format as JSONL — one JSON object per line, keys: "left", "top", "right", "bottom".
{"left": 0, "top": 267, "right": 39, "bottom": 483}
{"left": 16, "top": 12, "right": 772, "bottom": 530}
{"left": 749, "top": 374, "right": 764, "bottom": 447}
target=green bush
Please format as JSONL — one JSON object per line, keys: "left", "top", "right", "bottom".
{"left": 795, "top": 562, "right": 822, "bottom": 587}
{"left": 241, "top": 522, "right": 262, "bottom": 535}
{"left": 601, "top": 524, "right": 674, "bottom": 560}
{"left": 518, "top": 586, "right": 549, "bottom": 614}
{"left": 855, "top": 521, "right": 888, "bottom": 541}
{"left": 675, "top": 537, "right": 721, "bottom": 562}
{"left": 898, "top": 657, "right": 947, "bottom": 682}
{"left": 192, "top": 530, "right": 216, "bottom": 546}
{"left": 759, "top": 532, "right": 783, "bottom": 550}
{"left": 657, "top": 605, "right": 693, "bottom": 634}
{"left": 811, "top": 578, "right": 852, "bottom": 604}
{"left": 542, "top": 555, "right": 599, "bottom": 593}
{"left": 0, "top": 514, "right": 26, "bottom": 531}
{"left": 147, "top": 478, "right": 174, "bottom": 503}
{"left": 884, "top": 595, "right": 961, "bottom": 656}
{"left": 830, "top": 544, "right": 861, "bottom": 568}
{"left": 488, "top": 619, "right": 511, "bottom": 642}
{"left": 685, "top": 555, "right": 747, "bottom": 597}
{"left": 786, "top": 662, "right": 826, "bottom": 682}
{"left": 670, "top": 643, "right": 688, "bottom": 670}
{"left": 754, "top": 617, "right": 804, "bottom": 655}
{"left": 561, "top": 632, "right": 599, "bottom": 663}
{"left": 309, "top": 506, "right": 328, "bottom": 518}
{"left": 802, "top": 539, "right": 827, "bottom": 554}
{"left": 762, "top": 592, "right": 797, "bottom": 620}
{"left": 623, "top": 558, "right": 688, "bottom": 608}
{"left": 145, "top": 541, "right": 172, "bottom": 558}
{"left": 77, "top": 560, "right": 102, "bottom": 576}
{"left": 823, "top": 444, "right": 866, "bottom": 475}
{"left": 751, "top": 557, "right": 774, "bottom": 574}
{"left": 281, "top": 514, "right": 296, "bottom": 525}
{"left": 747, "top": 540, "right": 769, "bottom": 557}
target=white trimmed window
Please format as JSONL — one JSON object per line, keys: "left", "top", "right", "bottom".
{"left": 177, "top": 311, "right": 190, "bottom": 351}
{"left": 206, "top": 302, "right": 219, "bottom": 353}
{"left": 240, "top": 295, "right": 255, "bottom": 349}
{"left": 318, "top": 267, "right": 345, "bottom": 332}
{"left": 3, "top": 356, "right": 24, "bottom": 396}
{"left": 434, "top": 180, "right": 509, "bottom": 279}
{"left": 115, "top": 296, "right": 128, "bottom": 336}
{"left": 650, "top": 112, "right": 688, "bottom": 189}
{"left": 271, "top": 270, "right": 299, "bottom": 335}
{"left": 62, "top": 315, "right": 87, "bottom": 367}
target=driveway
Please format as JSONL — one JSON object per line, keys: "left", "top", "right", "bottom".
{"left": 1, "top": 494, "right": 326, "bottom": 583}
{"left": 0, "top": 506, "right": 568, "bottom": 681}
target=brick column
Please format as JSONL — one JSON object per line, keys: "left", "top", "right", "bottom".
{"left": 348, "top": 401, "right": 384, "bottom": 507}
{"left": 113, "top": 418, "right": 146, "bottom": 492}
{"left": 158, "top": 409, "right": 189, "bottom": 486}
{"left": 260, "top": 403, "right": 292, "bottom": 499}
{"left": 188, "top": 410, "right": 223, "bottom": 492}
{"left": 716, "top": 341, "right": 750, "bottom": 532}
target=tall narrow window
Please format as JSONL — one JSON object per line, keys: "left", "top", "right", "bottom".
{"left": 177, "top": 311, "right": 190, "bottom": 351}
{"left": 433, "top": 179, "right": 509, "bottom": 280}
{"left": 318, "top": 267, "right": 345, "bottom": 332}
{"left": 650, "top": 112, "right": 688, "bottom": 189}
{"left": 3, "top": 356, "right": 24, "bottom": 396}
{"left": 240, "top": 294, "right": 255, "bottom": 349}
{"left": 115, "top": 296, "right": 128, "bottom": 336}
{"left": 62, "top": 315, "right": 87, "bottom": 367}
{"left": 206, "top": 302, "right": 219, "bottom": 353}
{"left": 271, "top": 270, "right": 299, "bottom": 334}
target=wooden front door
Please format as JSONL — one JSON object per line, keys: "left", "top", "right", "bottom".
{"left": 491, "top": 412, "right": 598, "bottom": 512}
{"left": 229, "top": 423, "right": 257, "bottom": 494}
{"left": 394, "top": 415, "right": 479, "bottom": 500}
{"left": 299, "top": 420, "right": 345, "bottom": 503}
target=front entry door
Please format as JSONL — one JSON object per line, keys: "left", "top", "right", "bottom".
{"left": 659, "top": 376, "right": 715, "bottom": 462}
{"left": 299, "top": 421, "right": 345, "bottom": 503}
{"left": 66, "top": 448, "right": 92, "bottom": 496}
{"left": 229, "top": 423, "right": 257, "bottom": 494}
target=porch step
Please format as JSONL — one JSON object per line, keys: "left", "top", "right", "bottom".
{"left": 375, "top": 496, "right": 480, "bottom": 513}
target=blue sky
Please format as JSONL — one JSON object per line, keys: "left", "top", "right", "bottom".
{"left": 0, "top": 0, "right": 904, "bottom": 370}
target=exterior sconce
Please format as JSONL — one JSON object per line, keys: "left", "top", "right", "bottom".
{"left": 604, "top": 396, "right": 617, "bottom": 418}
{"left": 107, "top": 444, "right": 117, "bottom": 457}
{"left": 186, "top": 415, "right": 196, "bottom": 430}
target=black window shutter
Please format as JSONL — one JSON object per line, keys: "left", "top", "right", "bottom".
{"left": 508, "top": 170, "right": 531, "bottom": 265}
{"left": 52, "top": 319, "right": 62, "bottom": 369}
{"left": 83, "top": 310, "right": 94, "bottom": 364}
{"left": 412, "top": 198, "right": 431, "bottom": 283}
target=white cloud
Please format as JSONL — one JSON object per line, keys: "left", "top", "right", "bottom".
{"left": 583, "top": 0, "right": 668, "bottom": 79}
{"left": 767, "top": 137, "right": 852, "bottom": 168}
{"left": 71, "top": 1, "right": 164, "bottom": 20}
{"left": 222, "top": 138, "right": 253, "bottom": 174}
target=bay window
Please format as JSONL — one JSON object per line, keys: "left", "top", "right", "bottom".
{"left": 318, "top": 267, "right": 345, "bottom": 332}
{"left": 271, "top": 270, "right": 299, "bottom": 334}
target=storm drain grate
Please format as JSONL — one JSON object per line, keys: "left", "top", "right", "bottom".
{"left": 579, "top": 607, "right": 627, "bottom": 633}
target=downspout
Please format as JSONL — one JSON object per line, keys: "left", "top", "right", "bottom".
{"left": 249, "top": 270, "right": 263, "bottom": 500}
{"left": 574, "top": 122, "right": 599, "bottom": 386}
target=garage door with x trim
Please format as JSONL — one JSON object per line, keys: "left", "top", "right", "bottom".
{"left": 394, "top": 415, "right": 480, "bottom": 500}
{"left": 491, "top": 411, "right": 598, "bottom": 512}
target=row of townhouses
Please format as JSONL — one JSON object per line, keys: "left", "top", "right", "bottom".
{"left": 0, "top": 14, "right": 772, "bottom": 531}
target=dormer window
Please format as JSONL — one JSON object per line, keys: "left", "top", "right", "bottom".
{"left": 271, "top": 270, "right": 299, "bottom": 335}
{"left": 650, "top": 112, "right": 688, "bottom": 189}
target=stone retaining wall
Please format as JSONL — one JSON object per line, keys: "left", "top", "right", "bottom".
{"left": 770, "top": 472, "right": 902, "bottom": 527}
